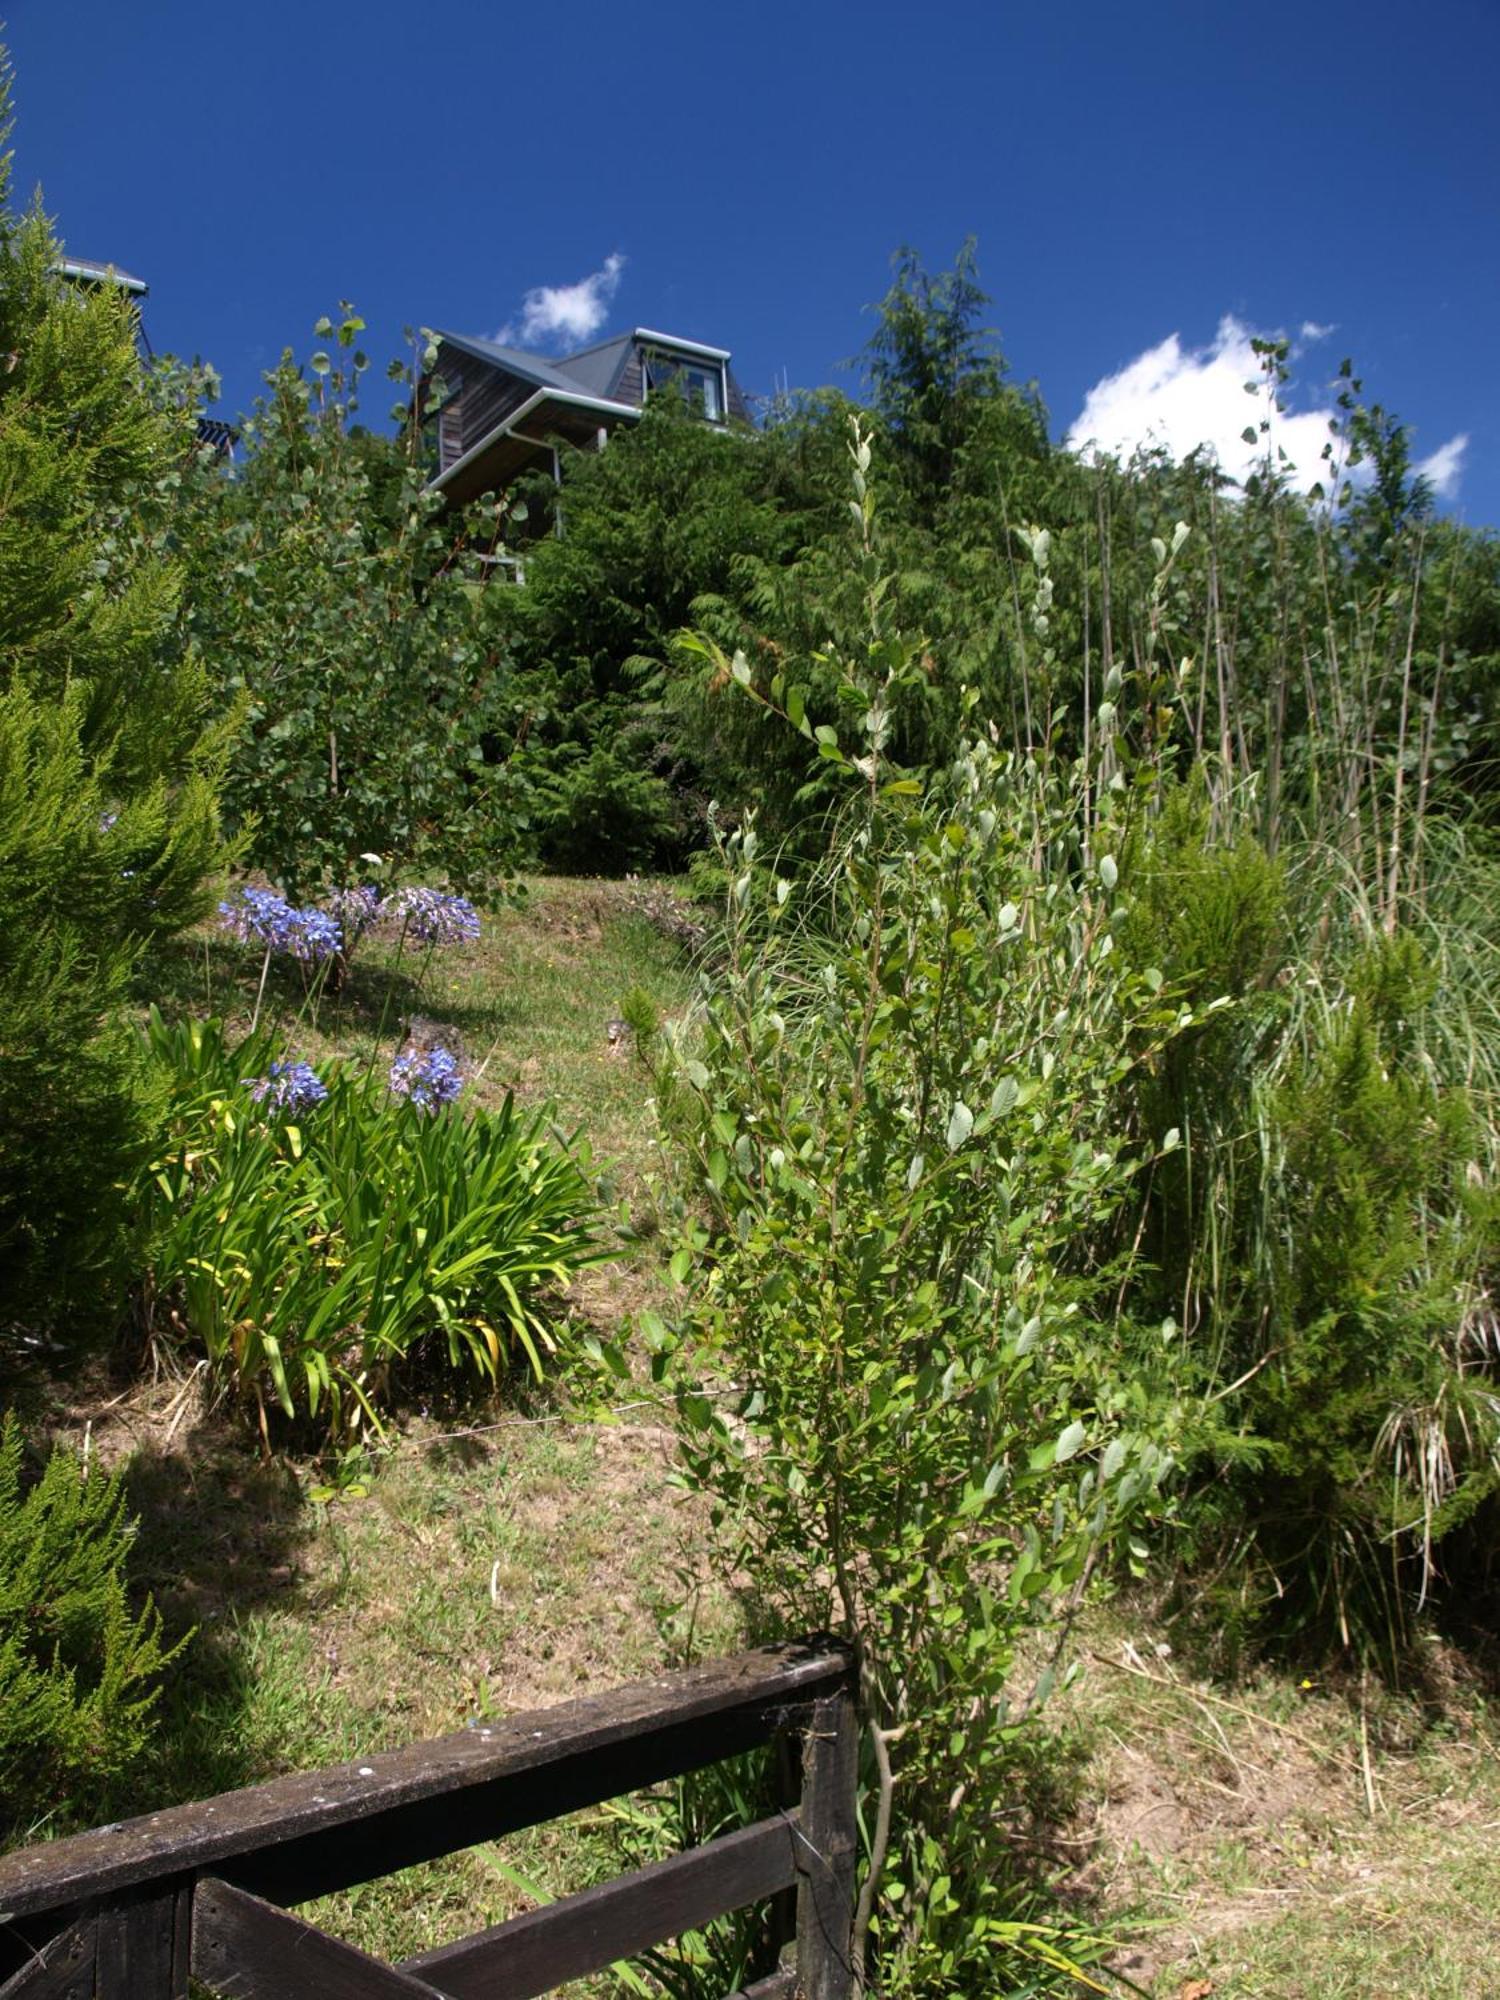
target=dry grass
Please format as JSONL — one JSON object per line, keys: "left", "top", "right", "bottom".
{"left": 1048, "top": 1613, "right": 1500, "bottom": 1997}
{"left": 29, "top": 1373, "right": 735, "bottom": 1983}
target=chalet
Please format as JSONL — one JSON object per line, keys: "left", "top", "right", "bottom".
{"left": 424, "top": 326, "right": 751, "bottom": 505}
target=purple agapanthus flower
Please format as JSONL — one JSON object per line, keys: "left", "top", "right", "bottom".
{"left": 244, "top": 1059, "right": 329, "bottom": 1116}
{"left": 385, "top": 887, "right": 481, "bottom": 947}
{"left": 388, "top": 1045, "right": 464, "bottom": 1111}
{"left": 220, "top": 886, "right": 298, "bottom": 949}
{"left": 282, "top": 906, "right": 343, "bottom": 962}
{"left": 326, "top": 884, "right": 383, "bottom": 949}
{"left": 218, "top": 887, "right": 342, "bottom": 962}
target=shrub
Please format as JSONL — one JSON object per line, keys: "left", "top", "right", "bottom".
{"left": 656, "top": 428, "right": 1192, "bottom": 1994}
{"left": 527, "top": 739, "right": 683, "bottom": 874}
{"left": 137, "top": 1012, "right": 603, "bottom": 1441}
{"left": 0, "top": 1417, "right": 182, "bottom": 1844}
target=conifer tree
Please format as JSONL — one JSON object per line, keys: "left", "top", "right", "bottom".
{"left": 0, "top": 57, "right": 224, "bottom": 1332}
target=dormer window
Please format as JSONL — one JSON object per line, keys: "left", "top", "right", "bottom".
{"left": 642, "top": 344, "right": 726, "bottom": 422}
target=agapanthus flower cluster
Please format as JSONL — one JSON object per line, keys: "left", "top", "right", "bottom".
{"left": 243, "top": 1059, "right": 329, "bottom": 1116}
{"left": 218, "top": 887, "right": 343, "bottom": 962}
{"left": 325, "top": 884, "right": 383, "bottom": 950}
{"left": 282, "top": 906, "right": 343, "bottom": 961}
{"left": 388, "top": 1045, "right": 464, "bottom": 1111}
{"left": 385, "top": 886, "right": 481, "bottom": 947}
{"left": 219, "top": 886, "right": 294, "bottom": 947}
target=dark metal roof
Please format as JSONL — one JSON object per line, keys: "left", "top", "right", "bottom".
{"left": 430, "top": 329, "right": 587, "bottom": 397}
{"left": 550, "top": 332, "right": 634, "bottom": 399}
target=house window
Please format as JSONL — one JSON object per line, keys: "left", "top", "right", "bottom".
{"left": 643, "top": 350, "right": 725, "bottom": 421}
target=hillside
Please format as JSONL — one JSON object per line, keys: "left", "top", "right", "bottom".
{"left": 13, "top": 876, "right": 1495, "bottom": 1998}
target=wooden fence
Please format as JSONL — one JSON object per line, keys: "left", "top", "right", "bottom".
{"left": 0, "top": 1640, "right": 858, "bottom": 2000}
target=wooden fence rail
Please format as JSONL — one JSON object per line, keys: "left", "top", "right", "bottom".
{"left": 0, "top": 1639, "right": 858, "bottom": 2000}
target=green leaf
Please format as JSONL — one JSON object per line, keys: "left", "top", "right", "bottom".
{"left": 1055, "top": 1420, "right": 1086, "bottom": 1464}
{"left": 990, "top": 1077, "right": 1018, "bottom": 1118}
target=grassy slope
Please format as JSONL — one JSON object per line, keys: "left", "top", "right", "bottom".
{"left": 50, "top": 878, "right": 727, "bottom": 1985}
{"left": 28, "top": 876, "right": 1500, "bottom": 1994}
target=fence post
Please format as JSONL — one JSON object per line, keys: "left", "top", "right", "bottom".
{"left": 794, "top": 1684, "right": 858, "bottom": 2000}
{"left": 94, "top": 1882, "right": 191, "bottom": 1998}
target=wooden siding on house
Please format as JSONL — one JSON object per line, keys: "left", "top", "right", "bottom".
{"left": 437, "top": 401, "right": 463, "bottom": 475}
{"left": 454, "top": 352, "right": 536, "bottom": 455}
{"left": 612, "top": 349, "right": 644, "bottom": 407}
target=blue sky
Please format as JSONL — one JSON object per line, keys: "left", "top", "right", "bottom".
{"left": 8, "top": 1, "right": 1496, "bottom": 523}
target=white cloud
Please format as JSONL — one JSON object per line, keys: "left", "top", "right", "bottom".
{"left": 497, "top": 252, "right": 626, "bottom": 350}
{"left": 1416, "top": 432, "right": 1468, "bottom": 500}
{"left": 1067, "top": 315, "right": 1344, "bottom": 495}
{"left": 1300, "top": 320, "right": 1336, "bottom": 343}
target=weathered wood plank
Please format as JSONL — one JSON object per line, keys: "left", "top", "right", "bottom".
{"left": 0, "top": 1920, "right": 95, "bottom": 2000}
{"left": 794, "top": 1690, "right": 860, "bottom": 2000}
{"left": 401, "top": 1813, "right": 801, "bottom": 2000}
{"left": 96, "top": 1885, "right": 189, "bottom": 1999}
{"left": 190, "top": 1880, "right": 442, "bottom": 2000}
{"left": 0, "top": 1644, "right": 853, "bottom": 1924}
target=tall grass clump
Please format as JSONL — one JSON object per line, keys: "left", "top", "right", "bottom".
{"left": 1083, "top": 382, "right": 1500, "bottom": 1663}
{"left": 1119, "top": 797, "right": 1500, "bottom": 1662}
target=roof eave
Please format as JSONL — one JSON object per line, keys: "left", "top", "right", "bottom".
{"left": 56, "top": 258, "right": 149, "bottom": 296}
{"left": 633, "top": 326, "right": 731, "bottom": 362}
{"left": 432, "top": 386, "right": 641, "bottom": 495}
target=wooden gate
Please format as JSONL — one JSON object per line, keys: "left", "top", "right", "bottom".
{"left": 0, "top": 1640, "right": 857, "bottom": 1999}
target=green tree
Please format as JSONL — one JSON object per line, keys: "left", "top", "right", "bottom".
{"left": 661, "top": 432, "right": 1187, "bottom": 1992}
{"left": 863, "top": 238, "right": 1050, "bottom": 530}
{"left": 496, "top": 389, "right": 806, "bottom": 868}
{"left": 0, "top": 62, "right": 224, "bottom": 1332}
{"left": 179, "top": 321, "right": 520, "bottom": 900}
